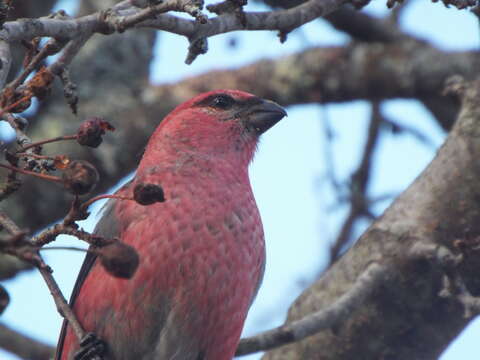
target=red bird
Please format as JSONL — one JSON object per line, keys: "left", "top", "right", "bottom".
{"left": 56, "top": 90, "right": 286, "bottom": 360}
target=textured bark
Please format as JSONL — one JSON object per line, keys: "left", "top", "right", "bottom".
{"left": 263, "top": 78, "right": 480, "bottom": 359}
{"left": 147, "top": 42, "right": 471, "bottom": 128}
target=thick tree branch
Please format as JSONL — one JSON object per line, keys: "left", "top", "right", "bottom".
{"left": 237, "top": 262, "right": 387, "bottom": 355}
{"left": 0, "top": 323, "right": 54, "bottom": 360}
{"left": 0, "top": 0, "right": 352, "bottom": 44}
{"left": 324, "top": 5, "right": 405, "bottom": 42}
{"left": 146, "top": 42, "right": 473, "bottom": 129}
{"left": 239, "top": 238, "right": 480, "bottom": 356}
{"left": 263, "top": 76, "right": 480, "bottom": 359}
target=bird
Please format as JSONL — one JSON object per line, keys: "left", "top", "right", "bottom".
{"left": 56, "top": 89, "right": 287, "bottom": 360}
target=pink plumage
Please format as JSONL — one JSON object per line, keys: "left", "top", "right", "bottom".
{"left": 56, "top": 90, "right": 286, "bottom": 360}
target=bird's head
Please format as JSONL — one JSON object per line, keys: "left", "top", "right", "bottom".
{"left": 142, "top": 90, "right": 287, "bottom": 168}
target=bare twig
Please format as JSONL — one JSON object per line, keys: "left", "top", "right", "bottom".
{"left": 0, "top": 210, "right": 21, "bottom": 235}
{"left": 0, "top": 163, "right": 62, "bottom": 183}
{"left": 7, "top": 38, "right": 66, "bottom": 91}
{"left": 19, "top": 135, "right": 77, "bottom": 152}
{"left": 37, "top": 263, "right": 87, "bottom": 342}
{"left": 48, "top": 34, "right": 92, "bottom": 76}
{"left": 32, "top": 224, "right": 107, "bottom": 247}
{"left": 80, "top": 194, "right": 132, "bottom": 212}
{"left": 0, "top": 210, "right": 90, "bottom": 350}
{"left": 328, "top": 102, "right": 383, "bottom": 264}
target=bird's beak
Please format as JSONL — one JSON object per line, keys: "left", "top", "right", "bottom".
{"left": 246, "top": 99, "right": 287, "bottom": 134}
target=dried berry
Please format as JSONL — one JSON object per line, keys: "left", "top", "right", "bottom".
{"left": 77, "top": 117, "right": 115, "bottom": 148}
{"left": 97, "top": 242, "right": 139, "bottom": 279}
{"left": 62, "top": 160, "right": 99, "bottom": 195}
{"left": 133, "top": 183, "right": 165, "bottom": 205}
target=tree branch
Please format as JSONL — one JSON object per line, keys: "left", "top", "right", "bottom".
{"left": 0, "top": 0, "right": 352, "bottom": 44}
{"left": 328, "top": 101, "right": 382, "bottom": 264}
{"left": 0, "top": 323, "right": 54, "bottom": 360}
{"left": 237, "top": 262, "right": 387, "bottom": 355}
{"left": 263, "top": 76, "right": 480, "bottom": 359}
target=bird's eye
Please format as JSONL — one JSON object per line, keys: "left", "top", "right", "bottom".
{"left": 211, "top": 95, "right": 235, "bottom": 110}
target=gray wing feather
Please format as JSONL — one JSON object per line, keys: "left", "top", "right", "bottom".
{"left": 55, "top": 183, "right": 127, "bottom": 359}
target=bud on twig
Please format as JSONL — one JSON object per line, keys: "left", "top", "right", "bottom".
{"left": 97, "top": 242, "right": 139, "bottom": 279}
{"left": 62, "top": 160, "right": 99, "bottom": 195}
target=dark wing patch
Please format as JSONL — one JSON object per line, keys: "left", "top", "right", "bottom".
{"left": 55, "top": 180, "right": 132, "bottom": 359}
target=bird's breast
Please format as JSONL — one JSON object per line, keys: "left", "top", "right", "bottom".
{"left": 117, "top": 171, "right": 265, "bottom": 358}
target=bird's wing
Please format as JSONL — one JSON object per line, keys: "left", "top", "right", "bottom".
{"left": 55, "top": 180, "right": 131, "bottom": 359}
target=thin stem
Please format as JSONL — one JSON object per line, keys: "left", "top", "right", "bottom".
{"left": 40, "top": 246, "right": 88, "bottom": 253}
{"left": 0, "top": 94, "right": 32, "bottom": 118}
{"left": 19, "top": 134, "right": 77, "bottom": 152}
{"left": 81, "top": 194, "right": 132, "bottom": 212}
{"left": 37, "top": 262, "right": 86, "bottom": 341}
{"left": 15, "top": 152, "right": 55, "bottom": 160}
{"left": 0, "top": 163, "right": 62, "bottom": 183}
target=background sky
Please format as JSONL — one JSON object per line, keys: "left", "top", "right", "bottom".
{"left": 1, "top": 0, "right": 479, "bottom": 359}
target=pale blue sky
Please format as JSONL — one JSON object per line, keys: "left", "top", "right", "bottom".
{"left": 1, "top": 1, "right": 479, "bottom": 359}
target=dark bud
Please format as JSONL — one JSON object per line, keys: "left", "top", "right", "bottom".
{"left": 97, "top": 242, "right": 139, "bottom": 279}
{"left": 133, "top": 183, "right": 165, "bottom": 205}
{"left": 77, "top": 117, "right": 115, "bottom": 148}
{"left": 62, "top": 160, "right": 99, "bottom": 195}
{"left": 0, "top": 285, "right": 9, "bottom": 315}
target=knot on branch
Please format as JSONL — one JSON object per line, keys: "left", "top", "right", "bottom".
{"left": 207, "top": 0, "right": 247, "bottom": 27}
{"left": 183, "top": 0, "right": 208, "bottom": 24}
{"left": 59, "top": 68, "right": 78, "bottom": 114}
{"left": 408, "top": 241, "right": 480, "bottom": 319}
{"left": 185, "top": 37, "right": 208, "bottom": 64}
{"left": 47, "top": 9, "right": 72, "bottom": 20}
